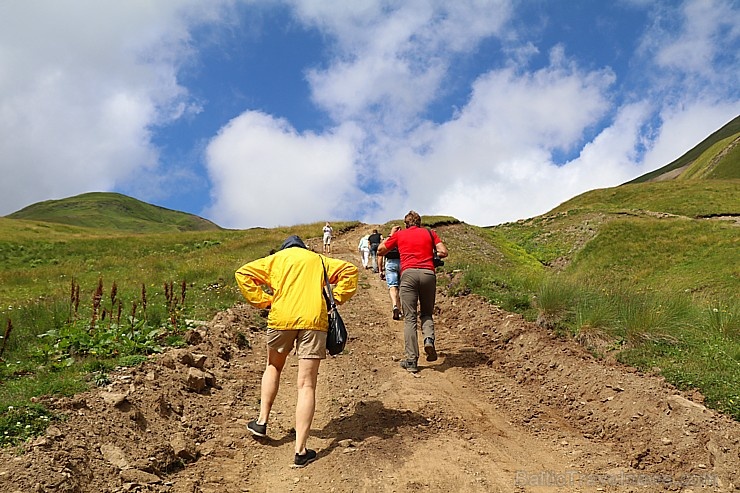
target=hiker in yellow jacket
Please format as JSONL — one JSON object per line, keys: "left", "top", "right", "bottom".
{"left": 235, "top": 235, "right": 358, "bottom": 467}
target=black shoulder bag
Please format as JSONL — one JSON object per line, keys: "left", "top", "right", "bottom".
{"left": 321, "top": 257, "right": 348, "bottom": 355}
{"left": 428, "top": 229, "right": 444, "bottom": 268}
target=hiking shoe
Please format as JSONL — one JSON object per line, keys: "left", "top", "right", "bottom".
{"left": 392, "top": 306, "right": 401, "bottom": 320}
{"left": 247, "top": 420, "right": 267, "bottom": 437}
{"left": 400, "top": 359, "right": 419, "bottom": 373}
{"left": 292, "top": 449, "right": 317, "bottom": 468}
{"left": 424, "top": 338, "right": 437, "bottom": 362}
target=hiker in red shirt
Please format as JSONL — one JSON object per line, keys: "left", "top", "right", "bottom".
{"left": 378, "top": 211, "right": 448, "bottom": 373}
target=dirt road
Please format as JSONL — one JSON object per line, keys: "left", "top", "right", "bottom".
{"left": 1, "top": 225, "right": 739, "bottom": 492}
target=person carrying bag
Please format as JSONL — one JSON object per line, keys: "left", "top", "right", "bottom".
{"left": 235, "top": 235, "right": 358, "bottom": 467}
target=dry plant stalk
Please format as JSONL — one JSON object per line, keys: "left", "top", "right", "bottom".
{"left": 74, "top": 283, "right": 80, "bottom": 316}
{"left": 165, "top": 280, "right": 177, "bottom": 328}
{"left": 110, "top": 281, "right": 118, "bottom": 306}
{"left": 68, "top": 280, "right": 81, "bottom": 323}
{"left": 0, "top": 318, "right": 12, "bottom": 359}
{"left": 90, "top": 277, "right": 103, "bottom": 332}
{"left": 141, "top": 284, "right": 147, "bottom": 319}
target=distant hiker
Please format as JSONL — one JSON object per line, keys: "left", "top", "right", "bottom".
{"left": 377, "top": 211, "right": 448, "bottom": 373}
{"left": 358, "top": 234, "right": 370, "bottom": 269}
{"left": 368, "top": 228, "right": 383, "bottom": 273}
{"left": 235, "top": 235, "right": 358, "bottom": 467}
{"left": 378, "top": 224, "right": 403, "bottom": 320}
{"left": 322, "top": 222, "right": 333, "bottom": 254}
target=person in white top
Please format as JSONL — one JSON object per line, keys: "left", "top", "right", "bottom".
{"left": 322, "top": 222, "right": 333, "bottom": 253}
{"left": 357, "top": 234, "right": 370, "bottom": 269}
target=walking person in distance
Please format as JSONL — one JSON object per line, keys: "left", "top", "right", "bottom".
{"left": 368, "top": 228, "right": 383, "bottom": 273}
{"left": 378, "top": 225, "right": 403, "bottom": 320}
{"left": 358, "top": 233, "right": 370, "bottom": 269}
{"left": 235, "top": 235, "right": 358, "bottom": 467}
{"left": 322, "top": 222, "right": 333, "bottom": 254}
{"left": 377, "top": 211, "right": 448, "bottom": 373}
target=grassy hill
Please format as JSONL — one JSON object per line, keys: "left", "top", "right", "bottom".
{"left": 6, "top": 192, "right": 222, "bottom": 233}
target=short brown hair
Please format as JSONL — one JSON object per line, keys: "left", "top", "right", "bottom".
{"left": 404, "top": 210, "right": 421, "bottom": 228}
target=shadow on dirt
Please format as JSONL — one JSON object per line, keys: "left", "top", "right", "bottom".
{"left": 253, "top": 431, "right": 296, "bottom": 448}
{"left": 315, "top": 400, "right": 429, "bottom": 455}
{"left": 424, "top": 348, "right": 489, "bottom": 373}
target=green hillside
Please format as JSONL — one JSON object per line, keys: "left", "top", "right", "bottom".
{"left": 6, "top": 192, "right": 221, "bottom": 233}
{"left": 552, "top": 179, "right": 739, "bottom": 218}
{"left": 627, "top": 114, "right": 740, "bottom": 183}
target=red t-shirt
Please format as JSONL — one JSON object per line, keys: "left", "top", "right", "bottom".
{"left": 383, "top": 226, "right": 441, "bottom": 274}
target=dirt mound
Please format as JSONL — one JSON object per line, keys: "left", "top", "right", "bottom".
{"left": 1, "top": 227, "right": 738, "bottom": 492}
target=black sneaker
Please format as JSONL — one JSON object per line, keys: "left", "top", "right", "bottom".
{"left": 400, "top": 359, "right": 419, "bottom": 373}
{"left": 293, "top": 449, "right": 317, "bottom": 468}
{"left": 424, "top": 338, "right": 437, "bottom": 362}
{"left": 392, "top": 306, "right": 401, "bottom": 320}
{"left": 247, "top": 420, "right": 267, "bottom": 437}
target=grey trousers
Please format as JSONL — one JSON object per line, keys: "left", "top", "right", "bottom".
{"left": 399, "top": 268, "right": 437, "bottom": 361}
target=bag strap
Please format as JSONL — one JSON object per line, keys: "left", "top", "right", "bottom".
{"left": 320, "top": 256, "right": 336, "bottom": 310}
{"left": 427, "top": 228, "right": 438, "bottom": 257}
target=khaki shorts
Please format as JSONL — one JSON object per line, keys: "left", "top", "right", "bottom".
{"left": 267, "top": 328, "right": 327, "bottom": 359}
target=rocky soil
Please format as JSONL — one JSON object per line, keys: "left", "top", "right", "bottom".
{"left": 1, "top": 225, "right": 739, "bottom": 492}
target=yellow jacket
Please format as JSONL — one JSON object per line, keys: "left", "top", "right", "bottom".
{"left": 235, "top": 246, "right": 358, "bottom": 331}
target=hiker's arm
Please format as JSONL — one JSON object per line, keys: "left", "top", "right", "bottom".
{"left": 431, "top": 230, "right": 448, "bottom": 258}
{"left": 378, "top": 228, "right": 399, "bottom": 256}
{"left": 326, "top": 259, "right": 359, "bottom": 305}
{"left": 235, "top": 259, "right": 273, "bottom": 308}
{"left": 436, "top": 241, "right": 448, "bottom": 258}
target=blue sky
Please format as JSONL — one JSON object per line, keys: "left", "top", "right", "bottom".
{"left": 1, "top": 1, "right": 738, "bottom": 228}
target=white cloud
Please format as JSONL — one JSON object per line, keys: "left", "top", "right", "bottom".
{"left": 365, "top": 49, "right": 617, "bottom": 225}
{"left": 248, "top": 0, "right": 737, "bottom": 229}
{"left": 302, "top": 0, "right": 512, "bottom": 126}
{"left": 653, "top": 0, "right": 740, "bottom": 78}
{"left": 204, "top": 111, "right": 363, "bottom": 228}
{"left": 0, "top": 1, "right": 227, "bottom": 214}
{"left": 642, "top": 102, "right": 740, "bottom": 172}
{"left": 630, "top": 0, "right": 740, "bottom": 173}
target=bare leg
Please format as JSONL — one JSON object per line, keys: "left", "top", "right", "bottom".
{"left": 257, "top": 347, "right": 288, "bottom": 424}
{"left": 295, "top": 358, "right": 321, "bottom": 455}
{"left": 389, "top": 286, "right": 401, "bottom": 311}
